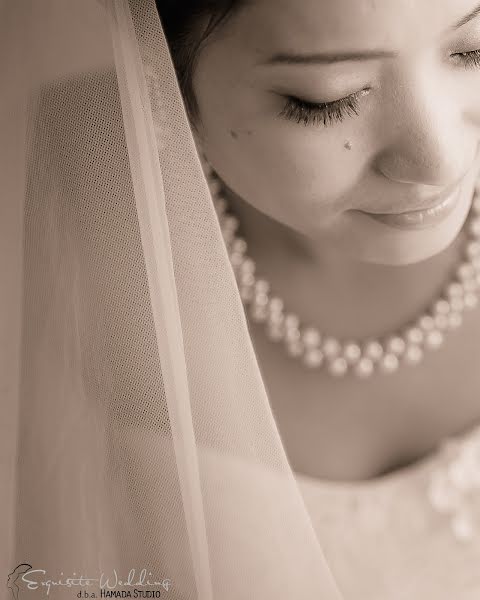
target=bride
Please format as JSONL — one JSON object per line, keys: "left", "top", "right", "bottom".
{"left": 4, "top": 0, "right": 480, "bottom": 598}
{"left": 159, "top": 0, "right": 480, "bottom": 596}
{"left": 160, "top": 0, "right": 480, "bottom": 482}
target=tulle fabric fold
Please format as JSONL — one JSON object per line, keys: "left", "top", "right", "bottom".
{"left": 0, "top": 1, "right": 344, "bottom": 597}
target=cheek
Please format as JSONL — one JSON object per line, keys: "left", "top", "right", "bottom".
{"left": 202, "top": 117, "right": 366, "bottom": 229}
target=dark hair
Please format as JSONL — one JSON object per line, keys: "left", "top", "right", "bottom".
{"left": 156, "top": 1, "right": 244, "bottom": 127}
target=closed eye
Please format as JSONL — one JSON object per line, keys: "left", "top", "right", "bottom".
{"left": 277, "top": 88, "right": 370, "bottom": 127}
{"left": 452, "top": 48, "right": 480, "bottom": 68}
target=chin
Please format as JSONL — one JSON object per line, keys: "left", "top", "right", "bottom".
{"left": 358, "top": 234, "right": 460, "bottom": 267}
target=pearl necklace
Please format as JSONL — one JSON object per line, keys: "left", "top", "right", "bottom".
{"left": 204, "top": 163, "right": 480, "bottom": 379}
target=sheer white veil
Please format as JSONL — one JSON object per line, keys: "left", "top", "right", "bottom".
{"left": 1, "top": 1, "right": 344, "bottom": 598}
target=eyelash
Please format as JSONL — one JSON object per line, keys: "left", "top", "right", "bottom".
{"left": 278, "top": 49, "right": 480, "bottom": 128}
{"left": 278, "top": 89, "right": 367, "bottom": 128}
{"left": 454, "top": 48, "right": 480, "bottom": 69}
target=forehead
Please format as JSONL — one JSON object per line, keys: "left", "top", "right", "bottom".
{"left": 223, "top": 0, "right": 480, "bottom": 52}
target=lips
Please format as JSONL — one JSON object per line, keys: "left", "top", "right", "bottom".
{"left": 358, "top": 186, "right": 463, "bottom": 231}
{"left": 360, "top": 184, "right": 461, "bottom": 216}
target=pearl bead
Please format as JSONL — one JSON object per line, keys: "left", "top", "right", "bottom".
{"left": 433, "top": 299, "right": 450, "bottom": 315}
{"left": 343, "top": 342, "right": 362, "bottom": 364}
{"left": 284, "top": 313, "right": 300, "bottom": 330}
{"left": 404, "top": 345, "right": 423, "bottom": 365}
{"left": 434, "top": 314, "right": 449, "bottom": 330}
{"left": 223, "top": 215, "right": 239, "bottom": 232}
{"left": 240, "top": 272, "right": 255, "bottom": 287}
{"left": 354, "top": 357, "right": 375, "bottom": 378}
{"left": 284, "top": 327, "right": 301, "bottom": 343}
{"left": 240, "top": 258, "right": 255, "bottom": 274}
{"left": 302, "top": 327, "right": 322, "bottom": 348}
{"left": 385, "top": 335, "right": 406, "bottom": 356}
{"left": 322, "top": 337, "right": 342, "bottom": 358}
{"left": 222, "top": 228, "right": 235, "bottom": 244}
{"left": 418, "top": 315, "right": 436, "bottom": 331}
{"left": 328, "top": 357, "right": 349, "bottom": 377}
{"left": 462, "top": 278, "right": 478, "bottom": 293}
{"left": 254, "top": 292, "right": 269, "bottom": 307}
{"left": 285, "top": 339, "right": 304, "bottom": 357}
{"left": 254, "top": 278, "right": 270, "bottom": 294}
{"left": 457, "top": 262, "right": 476, "bottom": 281}
{"left": 450, "top": 296, "right": 464, "bottom": 312}
{"left": 214, "top": 197, "right": 227, "bottom": 214}
{"left": 267, "top": 311, "right": 285, "bottom": 326}
{"left": 240, "top": 286, "right": 254, "bottom": 303}
{"left": 448, "top": 312, "right": 463, "bottom": 329}
{"left": 425, "top": 329, "right": 444, "bottom": 349}
{"left": 269, "top": 296, "right": 284, "bottom": 313}
{"left": 303, "top": 348, "right": 324, "bottom": 368}
{"left": 380, "top": 353, "right": 399, "bottom": 373}
{"left": 404, "top": 326, "right": 424, "bottom": 345}
{"left": 464, "top": 292, "right": 479, "bottom": 309}
{"left": 267, "top": 322, "right": 284, "bottom": 342}
{"left": 231, "top": 237, "right": 247, "bottom": 254}
{"left": 229, "top": 251, "right": 245, "bottom": 269}
{"left": 250, "top": 305, "right": 268, "bottom": 322}
{"left": 446, "top": 282, "right": 464, "bottom": 298}
{"left": 363, "top": 340, "right": 384, "bottom": 362}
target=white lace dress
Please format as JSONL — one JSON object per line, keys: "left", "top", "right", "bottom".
{"left": 295, "top": 423, "right": 480, "bottom": 599}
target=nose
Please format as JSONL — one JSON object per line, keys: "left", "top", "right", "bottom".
{"left": 373, "top": 76, "right": 475, "bottom": 188}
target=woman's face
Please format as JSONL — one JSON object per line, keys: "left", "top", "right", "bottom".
{"left": 192, "top": 0, "right": 480, "bottom": 266}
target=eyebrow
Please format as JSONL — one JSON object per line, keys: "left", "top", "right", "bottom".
{"left": 259, "top": 2, "right": 480, "bottom": 67}
{"left": 260, "top": 49, "right": 395, "bottom": 66}
{"left": 452, "top": 2, "right": 480, "bottom": 29}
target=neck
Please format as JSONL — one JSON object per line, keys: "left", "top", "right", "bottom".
{"left": 223, "top": 187, "right": 467, "bottom": 340}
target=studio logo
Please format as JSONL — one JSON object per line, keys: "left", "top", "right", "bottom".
{"left": 6, "top": 564, "right": 172, "bottom": 598}
{"left": 6, "top": 563, "right": 32, "bottom": 600}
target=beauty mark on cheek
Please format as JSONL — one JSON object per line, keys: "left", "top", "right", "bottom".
{"left": 344, "top": 140, "right": 352, "bottom": 150}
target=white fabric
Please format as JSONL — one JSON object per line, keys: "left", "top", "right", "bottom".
{"left": 0, "top": 1, "right": 343, "bottom": 598}
{"left": 296, "top": 422, "right": 480, "bottom": 599}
